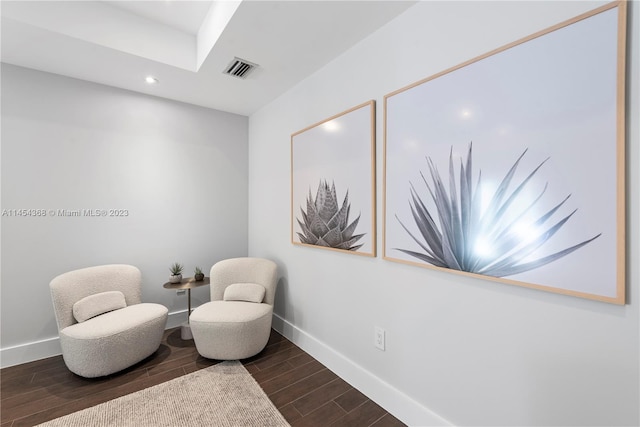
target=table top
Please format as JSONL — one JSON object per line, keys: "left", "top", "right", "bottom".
{"left": 163, "top": 276, "right": 210, "bottom": 290}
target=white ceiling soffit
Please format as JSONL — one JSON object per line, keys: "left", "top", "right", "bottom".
{"left": 0, "top": 1, "right": 238, "bottom": 72}
{"left": 107, "top": 1, "right": 213, "bottom": 35}
{"left": 0, "top": 1, "right": 417, "bottom": 116}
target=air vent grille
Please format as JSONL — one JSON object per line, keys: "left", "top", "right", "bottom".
{"left": 223, "top": 57, "right": 258, "bottom": 79}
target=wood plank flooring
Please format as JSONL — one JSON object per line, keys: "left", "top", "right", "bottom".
{"left": 1, "top": 328, "right": 406, "bottom": 427}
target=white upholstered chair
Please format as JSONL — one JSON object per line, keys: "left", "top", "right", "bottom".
{"left": 49, "top": 264, "right": 168, "bottom": 378}
{"left": 190, "top": 257, "right": 278, "bottom": 360}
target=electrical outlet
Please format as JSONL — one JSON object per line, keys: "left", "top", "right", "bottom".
{"left": 176, "top": 290, "right": 186, "bottom": 296}
{"left": 374, "top": 326, "right": 385, "bottom": 351}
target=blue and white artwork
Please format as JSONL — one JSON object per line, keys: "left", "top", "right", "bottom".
{"left": 384, "top": 4, "right": 625, "bottom": 303}
{"left": 292, "top": 101, "right": 376, "bottom": 256}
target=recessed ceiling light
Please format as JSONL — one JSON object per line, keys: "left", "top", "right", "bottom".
{"left": 145, "top": 76, "right": 159, "bottom": 84}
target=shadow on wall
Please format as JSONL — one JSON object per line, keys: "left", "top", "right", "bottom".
{"left": 274, "top": 261, "right": 288, "bottom": 320}
{"left": 271, "top": 260, "right": 307, "bottom": 343}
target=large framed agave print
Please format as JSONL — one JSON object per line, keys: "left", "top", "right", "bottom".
{"left": 383, "top": 2, "right": 626, "bottom": 303}
{"left": 292, "top": 100, "right": 376, "bottom": 256}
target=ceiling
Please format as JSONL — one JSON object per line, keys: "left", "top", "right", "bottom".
{"left": 107, "top": 1, "right": 213, "bottom": 35}
{"left": 1, "top": 1, "right": 416, "bottom": 116}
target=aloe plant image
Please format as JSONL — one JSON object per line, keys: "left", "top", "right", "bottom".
{"left": 396, "top": 144, "right": 600, "bottom": 277}
{"left": 297, "top": 180, "right": 364, "bottom": 251}
{"left": 169, "top": 262, "right": 184, "bottom": 276}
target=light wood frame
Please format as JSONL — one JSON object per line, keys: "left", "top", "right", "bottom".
{"left": 291, "top": 100, "right": 376, "bottom": 257}
{"left": 383, "top": 2, "right": 626, "bottom": 304}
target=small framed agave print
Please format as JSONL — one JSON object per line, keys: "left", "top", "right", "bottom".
{"left": 383, "top": 2, "right": 626, "bottom": 303}
{"left": 291, "top": 100, "right": 376, "bottom": 256}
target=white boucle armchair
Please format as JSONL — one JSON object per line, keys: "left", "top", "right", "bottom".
{"left": 49, "top": 264, "right": 168, "bottom": 378}
{"left": 190, "top": 257, "right": 278, "bottom": 360}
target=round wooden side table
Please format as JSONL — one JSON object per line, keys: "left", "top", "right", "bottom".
{"left": 163, "top": 276, "right": 210, "bottom": 339}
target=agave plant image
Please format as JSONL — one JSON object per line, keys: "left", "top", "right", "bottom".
{"left": 297, "top": 180, "right": 364, "bottom": 251}
{"left": 395, "top": 143, "right": 601, "bottom": 277}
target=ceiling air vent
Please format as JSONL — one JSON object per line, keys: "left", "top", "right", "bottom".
{"left": 223, "top": 57, "right": 258, "bottom": 79}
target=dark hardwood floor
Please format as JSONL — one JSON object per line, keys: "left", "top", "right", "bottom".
{"left": 1, "top": 328, "right": 406, "bottom": 427}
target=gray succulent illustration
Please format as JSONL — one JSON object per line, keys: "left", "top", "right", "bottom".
{"left": 297, "top": 180, "right": 364, "bottom": 251}
{"left": 396, "top": 143, "right": 600, "bottom": 277}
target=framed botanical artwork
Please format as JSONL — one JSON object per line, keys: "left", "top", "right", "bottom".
{"left": 291, "top": 100, "right": 376, "bottom": 256}
{"left": 383, "top": 2, "right": 626, "bottom": 303}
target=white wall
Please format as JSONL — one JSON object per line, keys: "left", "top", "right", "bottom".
{"left": 248, "top": 1, "right": 639, "bottom": 426}
{"left": 1, "top": 64, "right": 248, "bottom": 365}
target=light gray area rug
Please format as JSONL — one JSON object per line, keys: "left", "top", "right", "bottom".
{"left": 36, "top": 361, "right": 290, "bottom": 427}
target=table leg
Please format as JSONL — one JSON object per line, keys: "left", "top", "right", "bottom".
{"left": 187, "top": 288, "right": 192, "bottom": 320}
{"left": 181, "top": 321, "right": 193, "bottom": 340}
{"left": 182, "top": 288, "right": 193, "bottom": 339}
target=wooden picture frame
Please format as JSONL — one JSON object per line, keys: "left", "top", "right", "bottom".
{"left": 383, "top": 2, "right": 626, "bottom": 303}
{"left": 292, "top": 100, "right": 376, "bottom": 256}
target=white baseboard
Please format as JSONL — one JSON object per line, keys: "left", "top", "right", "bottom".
{"left": 271, "top": 314, "right": 453, "bottom": 427}
{"left": 0, "top": 336, "right": 62, "bottom": 369}
{"left": 1, "top": 309, "right": 190, "bottom": 369}
{"left": 166, "top": 309, "right": 188, "bottom": 329}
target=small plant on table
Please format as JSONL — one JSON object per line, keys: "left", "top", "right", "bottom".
{"left": 194, "top": 266, "right": 205, "bottom": 281}
{"left": 169, "top": 262, "right": 184, "bottom": 284}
